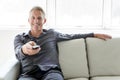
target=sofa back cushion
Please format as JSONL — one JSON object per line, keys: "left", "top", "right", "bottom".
{"left": 58, "top": 39, "right": 89, "bottom": 79}
{"left": 86, "top": 38, "right": 120, "bottom": 77}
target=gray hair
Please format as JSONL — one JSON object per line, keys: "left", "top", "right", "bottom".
{"left": 29, "top": 6, "right": 45, "bottom": 18}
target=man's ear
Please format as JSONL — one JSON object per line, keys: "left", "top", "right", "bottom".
{"left": 43, "top": 18, "right": 46, "bottom": 24}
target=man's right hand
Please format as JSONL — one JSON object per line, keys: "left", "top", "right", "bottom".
{"left": 22, "top": 41, "right": 41, "bottom": 55}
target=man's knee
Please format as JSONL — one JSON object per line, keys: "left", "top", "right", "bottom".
{"left": 42, "top": 71, "right": 64, "bottom": 80}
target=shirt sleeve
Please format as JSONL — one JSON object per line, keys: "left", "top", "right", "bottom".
{"left": 14, "top": 34, "right": 26, "bottom": 61}
{"left": 55, "top": 31, "right": 94, "bottom": 42}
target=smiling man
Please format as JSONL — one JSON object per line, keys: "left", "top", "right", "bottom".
{"left": 14, "top": 6, "right": 112, "bottom": 80}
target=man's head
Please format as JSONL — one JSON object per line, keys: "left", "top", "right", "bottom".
{"left": 28, "top": 6, "right": 46, "bottom": 32}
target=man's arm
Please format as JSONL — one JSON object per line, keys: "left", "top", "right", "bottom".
{"left": 94, "top": 33, "right": 112, "bottom": 40}
{"left": 14, "top": 34, "right": 26, "bottom": 61}
{"left": 14, "top": 35, "right": 41, "bottom": 61}
{"left": 55, "top": 30, "right": 112, "bottom": 42}
{"left": 55, "top": 31, "right": 94, "bottom": 42}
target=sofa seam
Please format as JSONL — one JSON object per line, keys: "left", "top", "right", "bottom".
{"left": 84, "top": 38, "right": 90, "bottom": 78}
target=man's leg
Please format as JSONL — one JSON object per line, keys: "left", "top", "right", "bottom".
{"left": 18, "top": 75, "right": 37, "bottom": 80}
{"left": 42, "top": 70, "right": 64, "bottom": 80}
{"left": 18, "top": 65, "right": 42, "bottom": 80}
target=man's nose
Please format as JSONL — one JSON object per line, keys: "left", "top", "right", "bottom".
{"left": 34, "top": 19, "right": 39, "bottom": 23}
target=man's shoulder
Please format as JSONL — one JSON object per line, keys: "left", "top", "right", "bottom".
{"left": 15, "top": 31, "right": 28, "bottom": 37}
{"left": 43, "top": 29, "right": 57, "bottom": 34}
{"left": 43, "top": 28, "right": 54, "bottom": 32}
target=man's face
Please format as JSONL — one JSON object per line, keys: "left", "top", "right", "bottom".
{"left": 28, "top": 10, "right": 46, "bottom": 31}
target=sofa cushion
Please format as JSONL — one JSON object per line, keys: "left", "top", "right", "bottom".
{"left": 67, "top": 78, "right": 88, "bottom": 80}
{"left": 91, "top": 76, "right": 120, "bottom": 80}
{"left": 58, "top": 39, "right": 89, "bottom": 79}
{"left": 86, "top": 38, "right": 120, "bottom": 77}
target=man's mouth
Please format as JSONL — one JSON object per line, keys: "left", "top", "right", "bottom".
{"left": 34, "top": 24, "right": 40, "bottom": 27}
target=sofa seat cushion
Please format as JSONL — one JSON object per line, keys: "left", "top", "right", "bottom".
{"left": 67, "top": 78, "right": 88, "bottom": 80}
{"left": 91, "top": 76, "right": 120, "bottom": 80}
{"left": 58, "top": 39, "right": 89, "bottom": 79}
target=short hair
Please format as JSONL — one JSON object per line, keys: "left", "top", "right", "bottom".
{"left": 29, "top": 6, "right": 45, "bottom": 18}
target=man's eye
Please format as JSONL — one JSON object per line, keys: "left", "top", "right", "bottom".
{"left": 32, "top": 17, "right": 35, "bottom": 19}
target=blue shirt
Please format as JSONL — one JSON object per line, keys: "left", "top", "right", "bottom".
{"left": 14, "top": 29, "right": 94, "bottom": 74}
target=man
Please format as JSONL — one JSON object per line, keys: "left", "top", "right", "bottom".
{"left": 14, "top": 6, "right": 112, "bottom": 80}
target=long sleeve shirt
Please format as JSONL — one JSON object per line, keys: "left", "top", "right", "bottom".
{"left": 14, "top": 29, "right": 94, "bottom": 74}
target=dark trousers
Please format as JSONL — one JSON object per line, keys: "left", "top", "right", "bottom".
{"left": 18, "top": 66, "right": 64, "bottom": 80}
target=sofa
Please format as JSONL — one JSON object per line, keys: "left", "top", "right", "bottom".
{"left": 1, "top": 38, "right": 120, "bottom": 80}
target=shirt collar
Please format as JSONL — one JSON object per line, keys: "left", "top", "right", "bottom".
{"left": 23, "top": 29, "right": 47, "bottom": 38}
{"left": 23, "top": 30, "right": 30, "bottom": 37}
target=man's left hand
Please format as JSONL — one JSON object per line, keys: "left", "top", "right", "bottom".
{"left": 94, "top": 34, "right": 112, "bottom": 40}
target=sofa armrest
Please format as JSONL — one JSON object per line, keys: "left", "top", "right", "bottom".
{"left": 0, "top": 58, "right": 20, "bottom": 80}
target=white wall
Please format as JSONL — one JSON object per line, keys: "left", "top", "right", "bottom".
{"left": 0, "top": 29, "right": 27, "bottom": 66}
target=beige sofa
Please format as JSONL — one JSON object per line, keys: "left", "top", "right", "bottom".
{"left": 1, "top": 38, "right": 120, "bottom": 80}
